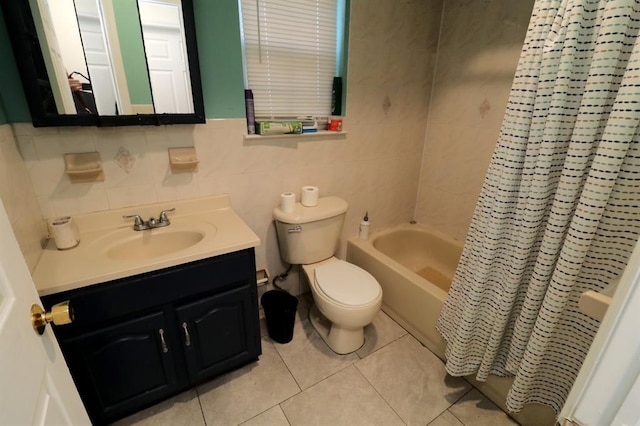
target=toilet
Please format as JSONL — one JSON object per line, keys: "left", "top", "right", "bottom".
{"left": 273, "top": 196, "right": 382, "bottom": 354}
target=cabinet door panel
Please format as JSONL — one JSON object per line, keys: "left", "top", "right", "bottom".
{"left": 176, "top": 285, "right": 258, "bottom": 382}
{"left": 63, "top": 311, "right": 179, "bottom": 424}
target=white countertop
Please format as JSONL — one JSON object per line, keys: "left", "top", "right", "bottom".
{"left": 33, "top": 195, "right": 260, "bottom": 296}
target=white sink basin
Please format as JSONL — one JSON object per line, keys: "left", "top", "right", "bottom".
{"left": 106, "top": 230, "right": 206, "bottom": 261}
{"left": 33, "top": 195, "right": 261, "bottom": 297}
{"left": 88, "top": 225, "right": 216, "bottom": 262}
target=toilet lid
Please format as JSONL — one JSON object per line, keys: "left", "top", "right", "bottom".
{"left": 314, "top": 260, "right": 381, "bottom": 306}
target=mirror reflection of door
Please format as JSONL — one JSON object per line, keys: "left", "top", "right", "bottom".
{"left": 25, "top": 0, "right": 194, "bottom": 117}
{"left": 74, "top": 0, "right": 120, "bottom": 115}
{"left": 138, "top": 0, "right": 194, "bottom": 114}
{"left": 29, "top": 0, "right": 80, "bottom": 114}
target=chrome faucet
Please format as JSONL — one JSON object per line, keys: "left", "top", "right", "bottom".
{"left": 123, "top": 208, "right": 175, "bottom": 231}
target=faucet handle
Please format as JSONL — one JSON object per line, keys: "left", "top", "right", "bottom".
{"left": 159, "top": 208, "right": 175, "bottom": 223}
{"left": 123, "top": 214, "right": 147, "bottom": 230}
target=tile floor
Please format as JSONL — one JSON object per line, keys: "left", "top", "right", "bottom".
{"left": 114, "top": 295, "right": 519, "bottom": 426}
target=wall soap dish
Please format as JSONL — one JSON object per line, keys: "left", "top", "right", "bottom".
{"left": 64, "top": 152, "right": 105, "bottom": 183}
{"left": 169, "top": 147, "right": 199, "bottom": 173}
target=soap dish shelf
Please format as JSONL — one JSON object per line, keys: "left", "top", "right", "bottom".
{"left": 64, "top": 152, "right": 105, "bottom": 183}
{"left": 169, "top": 147, "right": 199, "bottom": 173}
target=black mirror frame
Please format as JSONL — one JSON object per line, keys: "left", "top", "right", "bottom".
{"left": 1, "top": 0, "right": 205, "bottom": 127}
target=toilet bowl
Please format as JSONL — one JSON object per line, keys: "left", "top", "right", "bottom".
{"left": 302, "top": 257, "right": 382, "bottom": 354}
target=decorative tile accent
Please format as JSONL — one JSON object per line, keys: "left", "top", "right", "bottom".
{"left": 479, "top": 98, "right": 491, "bottom": 118}
{"left": 382, "top": 95, "right": 392, "bottom": 114}
{"left": 114, "top": 145, "right": 135, "bottom": 173}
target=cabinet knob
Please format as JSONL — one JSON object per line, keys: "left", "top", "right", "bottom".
{"left": 31, "top": 301, "right": 74, "bottom": 335}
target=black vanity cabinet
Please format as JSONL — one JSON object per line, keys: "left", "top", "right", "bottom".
{"left": 41, "top": 249, "right": 261, "bottom": 425}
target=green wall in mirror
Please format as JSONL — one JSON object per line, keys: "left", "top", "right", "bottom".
{"left": 112, "top": 0, "right": 153, "bottom": 106}
{"left": 194, "top": 0, "right": 245, "bottom": 119}
{"left": 0, "top": 7, "right": 31, "bottom": 124}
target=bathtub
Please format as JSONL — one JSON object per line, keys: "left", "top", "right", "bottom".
{"left": 347, "top": 222, "right": 557, "bottom": 426}
{"left": 346, "top": 222, "right": 463, "bottom": 359}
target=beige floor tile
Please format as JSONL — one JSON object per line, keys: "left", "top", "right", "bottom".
{"left": 112, "top": 389, "right": 204, "bottom": 426}
{"left": 295, "top": 295, "right": 310, "bottom": 323}
{"left": 356, "top": 310, "right": 408, "bottom": 358}
{"left": 355, "top": 334, "right": 471, "bottom": 425}
{"left": 241, "top": 405, "right": 290, "bottom": 426}
{"left": 428, "top": 410, "right": 464, "bottom": 426}
{"left": 272, "top": 317, "right": 360, "bottom": 389}
{"left": 448, "top": 389, "right": 518, "bottom": 426}
{"left": 197, "top": 338, "right": 300, "bottom": 425}
{"left": 281, "top": 365, "right": 405, "bottom": 426}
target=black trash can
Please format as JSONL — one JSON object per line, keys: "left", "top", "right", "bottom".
{"left": 261, "top": 290, "right": 299, "bottom": 343}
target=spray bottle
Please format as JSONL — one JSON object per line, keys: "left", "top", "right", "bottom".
{"left": 359, "top": 211, "right": 370, "bottom": 240}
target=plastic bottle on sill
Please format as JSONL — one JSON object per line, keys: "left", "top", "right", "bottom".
{"left": 244, "top": 89, "right": 256, "bottom": 134}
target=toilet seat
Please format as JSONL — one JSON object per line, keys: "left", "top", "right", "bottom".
{"left": 314, "top": 260, "right": 381, "bottom": 307}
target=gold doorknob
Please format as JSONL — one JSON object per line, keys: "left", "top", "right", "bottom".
{"left": 31, "top": 301, "right": 74, "bottom": 335}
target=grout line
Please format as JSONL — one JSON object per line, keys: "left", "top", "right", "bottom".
{"left": 278, "top": 401, "right": 293, "bottom": 426}
{"left": 194, "top": 387, "right": 208, "bottom": 426}
{"left": 448, "top": 407, "right": 467, "bottom": 426}
{"left": 352, "top": 363, "right": 407, "bottom": 425}
{"left": 266, "top": 327, "right": 304, "bottom": 393}
{"left": 355, "top": 327, "right": 409, "bottom": 360}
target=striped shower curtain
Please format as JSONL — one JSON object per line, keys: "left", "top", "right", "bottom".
{"left": 436, "top": 0, "right": 640, "bottom": 414}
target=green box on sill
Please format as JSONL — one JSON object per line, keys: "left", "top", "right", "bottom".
{"left": 256, "top": 121, "right": 303, "bottom": 135}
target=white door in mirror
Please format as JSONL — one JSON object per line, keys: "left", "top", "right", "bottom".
{"left": 76, "top": 0, "right": 120, "bottom": 115}
{"left": 140, "top": 0, "right": 194, "bottom": 114}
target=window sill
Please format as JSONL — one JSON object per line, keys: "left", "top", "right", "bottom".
{"left": 243, "top": 130, "right": 347, "bottom": 141}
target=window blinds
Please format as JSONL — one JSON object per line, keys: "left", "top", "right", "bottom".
{"left": 240, "top": 0, "right": 337, "bottom": 117}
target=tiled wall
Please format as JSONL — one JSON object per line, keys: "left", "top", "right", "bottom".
{"left": 7, "top": 0, "right": 443, "bottom": 292}
{"left": 0, "top": 124, "right": 45, "bottom": 270}
{"left": 414, "top": 0, "right": 535, "bottom": 241}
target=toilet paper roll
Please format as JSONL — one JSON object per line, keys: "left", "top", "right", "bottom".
{"left": 301, "top": 186, "right": 319, "bottom": 207}
{"left": 49, "top": 216, "right": 80, "bottom": 250}
{"left": 280, "top": 192, "right": 296, "bottom": 213}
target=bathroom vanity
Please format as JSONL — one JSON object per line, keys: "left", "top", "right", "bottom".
{"left": 32, "top": 196, "right": 261, "bottom": 425}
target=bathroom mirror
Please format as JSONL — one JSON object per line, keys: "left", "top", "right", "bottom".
{"left": 1, "top": 0, "right": 205, "bottom": 127}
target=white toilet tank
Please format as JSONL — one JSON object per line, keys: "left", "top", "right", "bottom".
{"left": 273, "top": 196, "right": 348, "bottom": 264}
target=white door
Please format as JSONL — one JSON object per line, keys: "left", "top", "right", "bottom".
{"left": 0, "top": 198, "right": 89, "bottom": 425}
{"left": 75, "top": 0, "right": 119, "bottom": 115}
{"left": 139, "top": 0, "right": 194, "bottom": 114}
{"left": 29, "top": 0, "right": 77, "bottom": 114}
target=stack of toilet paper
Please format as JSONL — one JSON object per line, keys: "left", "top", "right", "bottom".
{"left": 49, "top": 216, "right": 80, "bottom": 250}
{"left": 279, "top": 186, "right": 320, "bottom": 212}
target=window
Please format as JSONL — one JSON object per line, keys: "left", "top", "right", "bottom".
{"left": 240, "top": 0, "right": 344, "bottom": 118}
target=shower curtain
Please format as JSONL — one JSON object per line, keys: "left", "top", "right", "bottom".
{"left": 436, "top": 0, "right": 640, "bottom": 414}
